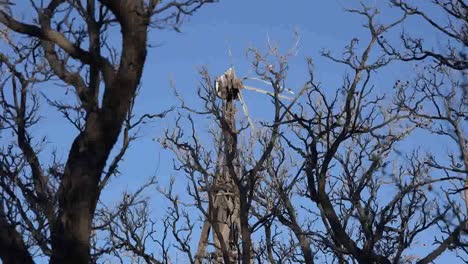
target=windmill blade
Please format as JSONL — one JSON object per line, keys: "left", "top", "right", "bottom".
{"left": 242, "top": 77, "right": 271, "bottom": 85}
{"left": 243, "top": 85, "right": 293, "bottom": 100}
{"left": 244, "top": 77, "right": 295, "bottom": 96}
{"left": 237, "top": 91, "right": 255, "bottom": 130}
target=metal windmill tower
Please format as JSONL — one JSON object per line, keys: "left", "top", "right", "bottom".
{"left": 195, "top": 68, "right": 243, "bottom": 263}
{"left": 195, "top": 67, "right": 294, "bottom": 263}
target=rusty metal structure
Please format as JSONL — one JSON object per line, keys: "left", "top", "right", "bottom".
{"left": 195, "top": 68, "right": 243, "bottom": 263}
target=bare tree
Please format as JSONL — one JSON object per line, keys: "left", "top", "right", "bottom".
{"left": 1, "top": 1, "right": 466, "bottom": 264}
{"left": 0, "top": 1, "right": 214, "bottom": 263}
{"left": 380, "top": 0, "right": 467, "bottom": 70}
{"left": 266, "top": 4, "right": 468, "bottom": 263}
{"left": 159, "top": 37, "right": 308, "bottom": 262}
{"left": 388, "top": 64, "right": 468, "bottom": 262}
{"left": 382, "top": 1, "right": 468, "bottom": 261}
{"left": 126, "top": 2, "right": 467, "bottom": 263}
{"left": 156, "top": 4, "right": 467, "bottom": 263}
{"left": 270, "top": 3, "right": 468, "bottom": 262}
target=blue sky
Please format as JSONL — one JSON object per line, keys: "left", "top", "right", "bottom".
{"left": 1, "top": 0, "right": 464, "bottom": 262}
{"left": 30, "top": 0, "right": 435, "bottom": 188}
{"left": 106, "top": 0, "right": 434, "bottom": 196}
{"left": 110, "top": 1, "right": 458, "bottom": 262}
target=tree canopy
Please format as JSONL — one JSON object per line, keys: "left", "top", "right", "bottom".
{"left": 0, "top": 1, "right": 466, "bottom": 263}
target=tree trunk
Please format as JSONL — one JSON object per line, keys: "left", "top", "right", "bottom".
{"left": 239, "top": 194, "right": 252, "bottom": 264}
{"left": 0, "top": 208, "right": 34, "bottom": 264}
{"left": 49, "top": 2, "right": 149, "bottom": 262}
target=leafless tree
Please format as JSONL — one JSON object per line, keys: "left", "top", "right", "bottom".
{"left": 157, "top": 3, "right": 467, "bottom": 263}
{"left": 380, "top": 0, "right": 467, "bottom": 70}
{"left": 1, "top": 1, "right": 466, "bottom": 264}
{"left": 0, "top": 1, "right": 214, "bottom": 263}
{"left": 265, "top": 4, "right": 468, "bottom": 263}
{"left": 160, "top": 48, "right": 305, "bottom": 262}
{"left": 379, "top": 1, "right": 468, "bottom": 261}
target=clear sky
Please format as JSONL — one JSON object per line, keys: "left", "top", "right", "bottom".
{"left": 108, "top": 0, "right": 414, "bottom": 194}
{"left": 2, "top": 0, "right": 463, "bottom": 263}
{"left": 30, "top": 0, "right": 438, "bottom": 190}
{"left": 108, "top": 1, "right": 459, "bottom": 262}
{"left": 102, "top": 0, "right": 443, "bottom": 200}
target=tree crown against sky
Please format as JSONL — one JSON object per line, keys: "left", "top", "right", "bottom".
{"left": 0, "top": 0, "right": 466, "bottom": 263}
